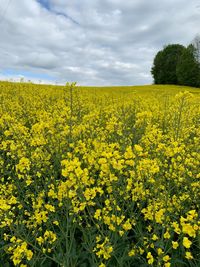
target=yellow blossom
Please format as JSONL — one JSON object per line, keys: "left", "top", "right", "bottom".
{"left": 183, "top": 237, "right": 192, "bottom": 248}
{"left": 172, "top": 241, "right": 179, "bottom": 249}
{"left": 185, "top": 251, "right": 193, "bottom": 260}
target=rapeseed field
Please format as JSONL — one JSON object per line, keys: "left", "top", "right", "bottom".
{"left": 0, "top": 81, "right": 200, "bottom": 266}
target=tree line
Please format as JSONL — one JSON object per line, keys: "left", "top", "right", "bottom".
{"left": 151, "top": 35, "right": 200, "bottom": 87}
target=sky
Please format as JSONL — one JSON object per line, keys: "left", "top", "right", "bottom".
{"left": 0, "top": 0, "right": 200, "bottom": 86}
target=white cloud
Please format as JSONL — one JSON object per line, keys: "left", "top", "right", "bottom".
{"left": 0, "top": 0, "right": 200, "bottom": 85}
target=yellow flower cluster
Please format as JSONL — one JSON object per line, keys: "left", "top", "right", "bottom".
{"left": 0, "top": 82, "right": 200, "bottom": 266}
{"left": 93, "top": 236, "right": 113, "bottom": 260}
{"left": 6, "top": 237, "right": 33, "bottom": 266}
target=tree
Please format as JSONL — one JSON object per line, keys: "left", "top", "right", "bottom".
{"left": 192, "top": 35, "right": 200, "bottom": 63}
{"left": 176, "top": 44, "right": 200, "bottom": 87}
{"left": 151, "top": 44, "right": 185, "bottom": 84}
{"left": 151, "top": 50, "right": 166, "bottom": 84}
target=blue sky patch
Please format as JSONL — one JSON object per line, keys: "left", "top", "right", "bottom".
{"left": 1, "top": 69, "right": 54, "bottom": 81}
{"left": 37, "top": 0, "right": 51, "bottom": 11}
{"left": 36, "top": 0, "right": 80, "bottom": 25}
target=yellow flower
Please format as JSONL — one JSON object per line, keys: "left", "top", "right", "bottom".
{"left": 171, "top": 222, "right": 181, "bottom": 234}
{"left": 9, "top": 240, "right": 33, "bottom": 266}
{"left": 164, "top": 231, "right": 170, "bottom": 239}
{"left": 172, "top": 241, "right": 179, "bottom": 249}
{"left": 128, "top": 248, "right": 136, "bottom": 257}
{"left": 94, "top": 209, "right": 101, "bottom": 220}
{"left": 139, "top": 247, "right": 144, "bottom": 255}
{"left": 36, "top": 236, "right": 44, "bottom": 246}
{"left": 94, "top": 237, "right": 113, "bottom": 260}
{"left": 4, "top": 233, "right": 9, "bottom": 241}
{"left": 182, "top": 223, "right": 196, "bottom": 238}
{"left": 122, "top": 219, "right": 132, "bottom": 231}
{"left": 16, "top": 157, "right": 30, "bottom": 174}
{"left": 44, "top": 230, "right": 57, "bottom": 243}
{"left": 10, "top": 236, "right": 17, "bottom": 243}
{"left": 157, "top": 248, "right": 163, "bottom": 255}
{"left": 185, "top": 251, "right": 193, "bottom": 260}
{"left": 134, "top": 144, "right": 143, "bottom": 152}
{"left": 147, "top": 252, "right": 154, "bottom": 265}
{"left": 119, "top": 230, "right": 124, "bottom": 236}
{"left": 147, "top": 225, "right": 152, "bottom": 232}
{"left": 183, "top": 237, "right": 192, "bottom": 249}
{"left": 152, "top": 234, "right": 158, "bottom": 241}
{"left": 155, "top": 209, "right": 165, "bottom": 224}
{"left": 26, "top": 250, "right": 33, "bottom": 261}
{"left": 45, "top": 204, "right": 55, "bottom": 212}
{"left": 163, "top": 255, "right": 170, "bottom": 262}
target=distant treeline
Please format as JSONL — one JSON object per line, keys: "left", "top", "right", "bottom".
{"left": 151, "top": 35, "right": 200, "bottom": 87}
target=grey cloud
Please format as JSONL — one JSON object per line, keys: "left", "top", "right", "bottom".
{"left": 0, "top": 0, "right": 199, "bottom": 85}
{"left": 18, "top": 52, "right": 59, "bottom": 69}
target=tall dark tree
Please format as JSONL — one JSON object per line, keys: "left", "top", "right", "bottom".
{"left": 151, "top": 44, "right": 185, "bottom": 84}
{"left": 151, "top": 50, "right": 166, "bottom": 84}
{"left": 176, "top": 44, "right": 200, "bottom": 87}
